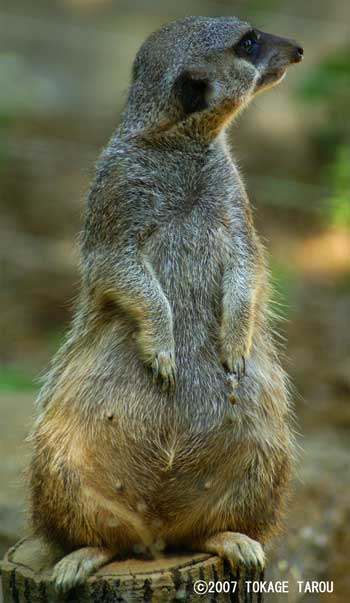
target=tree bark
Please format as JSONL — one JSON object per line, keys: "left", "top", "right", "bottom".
{"left": 1, "top": 538, "right": 264, "bottom": 602}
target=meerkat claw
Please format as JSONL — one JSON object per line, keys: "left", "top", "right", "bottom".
{"left": 234, "top": 355, "right": 246, "bottom": 380}
{"left": 152, "top": 357, "right": 159, "bottom": 384}
{"left": 52, "top": 556, "right": 91, "bottom": 593}
{"left": 224, "top": 355, "right": 246, "bottom": 381}
{"left": 151, "top": 351, "right": 176, "bottom": 391}
{"left": 201, "top": 532, "right": 265, "bottom": 573}
{"left": 52, "top": 547, "right": 115, "bottom": 594}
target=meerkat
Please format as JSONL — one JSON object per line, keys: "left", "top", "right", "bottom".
{"left": 28, "top": 16, "right": 303, "bottom": 593}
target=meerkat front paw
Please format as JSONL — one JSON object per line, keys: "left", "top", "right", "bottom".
{"left": 201, "top": 532, "right": 265, "bottom": 571}
{"left": 151, "top": 350, "right": 176, "bottom": 391}
{"left": 220, "top": 340, "right": 247, "bottom": 381}
{"left": 225, "top": 355, "right": 246, "bottom": 380}
{"left": 135, "top": 330, "right": 176, "bottom": 391}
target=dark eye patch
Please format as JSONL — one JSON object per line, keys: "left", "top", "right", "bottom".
{"left": 235, "top": 30, "right": 261, "bottom": 62}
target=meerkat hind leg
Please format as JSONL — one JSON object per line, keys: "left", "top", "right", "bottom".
{"left": 199, "top": 531, "right": 265, "bottom": 571}
{"left": 52, "top": 546, "right": 116, "bottom": 593}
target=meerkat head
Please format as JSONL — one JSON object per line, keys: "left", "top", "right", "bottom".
{"left": 123, "top": 16, "right": 303, "bottom": 138}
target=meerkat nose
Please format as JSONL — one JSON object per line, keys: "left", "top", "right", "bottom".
{"left": 292, "top": 46, "right": 304, "bottom": 63}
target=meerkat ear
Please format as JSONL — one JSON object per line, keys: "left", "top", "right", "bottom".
{"left": 174, "top": 69, "right": 211, "bottom": 115}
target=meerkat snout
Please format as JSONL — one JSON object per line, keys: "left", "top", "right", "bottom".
{"left": 292, "top": 45, "right": 304, "bottom": 63}
{"left": 251, "top": 30, "right": 304, "bottom": 93}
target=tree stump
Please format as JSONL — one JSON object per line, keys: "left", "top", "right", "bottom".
{"left": 1, "top": 538, "right": 264, "bottom": 602}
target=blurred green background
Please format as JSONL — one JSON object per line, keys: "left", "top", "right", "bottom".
{"left": 0, "top": 1, "right": 349, "bottom": 601}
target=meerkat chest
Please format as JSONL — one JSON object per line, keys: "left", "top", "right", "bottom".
{"left": 132, "top": 146, "right": 250, "bottom": 277}
{"left": 141, "top": 207, "right": 239, "bottom": 306}
{"left": 143, "top": 188, "right": 245, "bottom": 269}
{"left": 142, "top": 162, "right": 244, "bottom": 235}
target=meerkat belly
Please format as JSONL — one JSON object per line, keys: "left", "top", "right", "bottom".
{"left": 68, "top": 404, "right": 286, "bottom": 542}
{"left": 36, "top": 331, "right": 288, "bottom": 545}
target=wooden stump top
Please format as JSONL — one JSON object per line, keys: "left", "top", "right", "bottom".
{"left": 1, "top": 538, "right": 264, "bottom": 602}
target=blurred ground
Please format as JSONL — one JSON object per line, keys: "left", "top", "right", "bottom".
{"left": 0, "top": 0, "right": 349, "bottom": 601}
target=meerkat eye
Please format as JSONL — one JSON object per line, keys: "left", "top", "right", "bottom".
{"left": 236, "top": 30, "right": 261, "bottom": 56}
{"left": 242, "top": 38, "right": 254, "bottom": 53}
